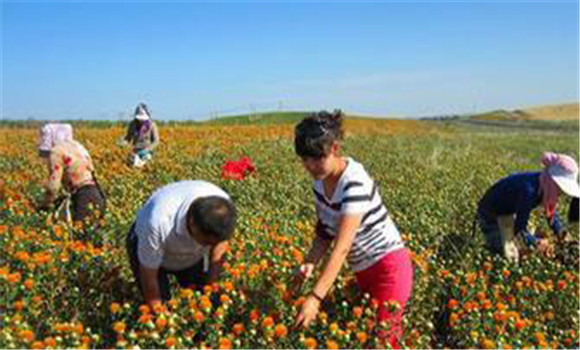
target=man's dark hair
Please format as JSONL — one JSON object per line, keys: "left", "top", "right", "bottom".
{"left": 188, "top": 196, "right": 237, "bottom": 241}
{"left": 294, "top": 109, "right": 344, "bottom": 159}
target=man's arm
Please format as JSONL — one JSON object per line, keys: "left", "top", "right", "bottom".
{"left": 208, "top": 241, "right": 229, "bottom": 283}
{"left": 139, "top": 265, "right": 163, "bottom": 306}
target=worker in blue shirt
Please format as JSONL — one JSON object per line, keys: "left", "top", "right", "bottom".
{"left": 477, "top": 152, "right": 579, "bottom": 262}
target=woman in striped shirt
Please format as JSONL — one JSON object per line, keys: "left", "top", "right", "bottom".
{"left": 291, "top": 110, "right": 413, "bottom": 348}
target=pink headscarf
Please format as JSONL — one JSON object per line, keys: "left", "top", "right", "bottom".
{"left": 539, "top": 152, "right": 578, "bottom": 218}
{"left": 38, "top": 123, "right": 73, "bottom": 152}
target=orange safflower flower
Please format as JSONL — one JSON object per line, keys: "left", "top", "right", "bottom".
{"left": 449, "top": 312, "right": 459, "bottom": 326}
{"left": 223, "top": 281, "right": 235, "bottom": 292}
{"left": 193, "top": 310, "right": 205, "bottom": 322}
{"left": 152, "top": 302, "right": 167, "bottom": 314}
{"left": 465, "top": 272, "right": 477, "bottom": 285}
{"left": 357, "top": 331, "right": 368, "bottom": 344}
{"left": 219, "top": 337, "right": 232, "bottom": 349}
{"left": 31, "top": 341, "right": 44, "bottom": 349}
{"left": 14, "top": 300, "right": 24, "bottom": 312}
{"left": 274, "top": 324, "right": 288, "bottom": 338}
{"left": 476, "top": 291, "right": 486, "bottom": 301}
{"left": 502, "top": 270, "right": 511, "bottom": 278}
{"left": 180, "top": 288, "right": 194, "bottom": 299}
{"left": 515, "top": 319, "right": 526, "bottom": 331}
{"left": 249, "top": 309, "right": 260, "bottom": 322}
{"left": 138, "top": 314, "right": 153, "bottom": 324}
{"left": 155, "top": 316, "right": 167, "bottom": 330}
{"left": 557, "top": 280, "right": 567, "bottom": 290}
{"left": 31, "top": 252, "right": 50, "bottom": 265}
{"left": 15, "top": 251, "right": 30, "bottom": 262}
{"left": 232, "top": 323, "right": 245, "bottom": 336}
{"left": 73, "top": 323, "right": 83, "bottom": 335}
{"left": 304, "top": 337, "right": 317, "bottom": 349}
{"left": 326, "top": 340, "right": 339, "bottom": 349}
{"left": 110, "top": 303, "right": 121, "bottom": 314}
{"left": 262, "top": 316, "right": 274, "bottom": 328}
{"left": 112, "top": 321, "right": 126, "bottom": 334}
{"left": 19, "top": 329, "right": 35, "bottom": 343}
{"left": 167, "top": 299, "right": 179, "bottom": 310}
{"left": 483, "top": 261, "right": 493, "bottom": 271}
{"left": 494, "top": 311, "right": 506, "bottom": 323}
{"left": 165, "top": 336, "right": 177, "bottom": 348}
{"left": 329, "top": 322, "right": 339, "bottom": 333}
{"left": 200, "top": 296, "right": 212, "bottom": 310}
{"left": 0, "top": 266, "right": 9, "bottom": 278}
{"left": 220, "top": 294, "right": 231, "bottom": 304}
{"left": 23, "top": 278, "right": 34, "bottom": 290}
{"left": 7, "top": 272, "right": 21, "bottom": 284}
{"left": 496, "top": 302, "right": 507, "bottom": 311}
{"left": 447, "top": 299, "right": 458, "bottom": 309}
{"left": 480, "top": 338, "right": 494, "bottom": 349}
{"left": 482, "top": 299, "right": 492, "bottom": 310}
{"left": 353, "top": 306, "right": 363, "bottom": 318}
{"left": 44, "top": 337, "right": 56, "bottom": 348}
{"left": 203, "top": 285, "right": 213, "bottom": 294}
{"left": 138, "top": 304, "right": 151, "bottom": 315}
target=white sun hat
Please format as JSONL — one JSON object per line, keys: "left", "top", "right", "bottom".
{"left": 135, "top": 112, "right": 150, "bottom": 121}
{"left": 548, "top": 160, "right": 580, "bottom": 198}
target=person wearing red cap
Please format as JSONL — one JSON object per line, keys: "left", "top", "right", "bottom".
{"left": 477, "top": 152, "right": 580, "bottom": 262}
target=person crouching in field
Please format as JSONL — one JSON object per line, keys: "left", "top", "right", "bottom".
{"left": 37, "top": 123, "right": 106, "bottom": 231}
{"left": 126, "top": 180, "right": 237, "bottom": 306}
{"left": 122, "top": 102, "right": 160, "bottom": 167}
{"left": 290, "top": 110, "right": 414, "bottom": 348}
{"left": 477, "top": 152, "right": 580, "bottom": 263}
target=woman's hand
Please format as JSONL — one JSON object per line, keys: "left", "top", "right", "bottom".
{"left": 294, "top": 294, "right": 321, "bottom": 329}
{"left": 290, "top": 263, "right": 315, "bottom": 293}
{"left": 537, "top": 238, "right": 555, "bottom": 258}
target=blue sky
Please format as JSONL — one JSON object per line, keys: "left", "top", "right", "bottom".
{"left": 1, "top": 0, "right": 578, "bottom": 120}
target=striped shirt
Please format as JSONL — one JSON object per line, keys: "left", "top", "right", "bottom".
{"left": 135, "top": 181, "right": 230, "bottom": 270}
{"left": 313, "top": 157, "right": 404, "bottom": 272}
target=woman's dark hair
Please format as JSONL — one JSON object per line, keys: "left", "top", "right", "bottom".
{"left": 294, "top": 109, "right": 344, "bottom": 158}
{"left": 188, "top": 196, "right": 237, "bottom": 241}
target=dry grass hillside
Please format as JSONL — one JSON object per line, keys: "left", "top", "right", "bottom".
{"left": 520, "top": 103, "right": 579, "bottom": 121}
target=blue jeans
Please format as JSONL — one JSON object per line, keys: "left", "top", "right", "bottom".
{"left": 477, "top": 210, "right": 503, "bottom": 255}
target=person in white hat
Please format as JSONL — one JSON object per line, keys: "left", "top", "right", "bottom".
{"left": 477, "top": 152, "right": 580, "bottom": 263}
{"left": 123, "top": 103, "right": 160, "bottom": 167}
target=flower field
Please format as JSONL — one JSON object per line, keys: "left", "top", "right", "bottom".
{"left": 0, "top": 118, "right": 578, "bottom": 349}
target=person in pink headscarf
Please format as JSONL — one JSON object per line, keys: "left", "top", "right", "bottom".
{"left": 37, "top": 123, "right": 106, "bottom": 230}
{"left": 477, "top": 152, "right": 580, "bottom": 262}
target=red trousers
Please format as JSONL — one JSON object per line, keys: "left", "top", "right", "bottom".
{"left": 355, "top": 248, "right": 414, "bottom": 349}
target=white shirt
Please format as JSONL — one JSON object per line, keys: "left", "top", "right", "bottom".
{"left": 313, "top": 157, "right": 404, "bottom": 272}
{"left": 135, "top": 180, "right": 230, "bottom": 270}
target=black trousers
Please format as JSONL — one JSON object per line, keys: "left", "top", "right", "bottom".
{"left": 70, "top": 184, "right": 106, "bottom": 222}
{"left": 126, "top": 223, "right": 208, "bottom": 301}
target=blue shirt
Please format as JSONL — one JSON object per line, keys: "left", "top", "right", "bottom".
{"left": 478, "top": 172, "right": 563, "bottom": 235}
